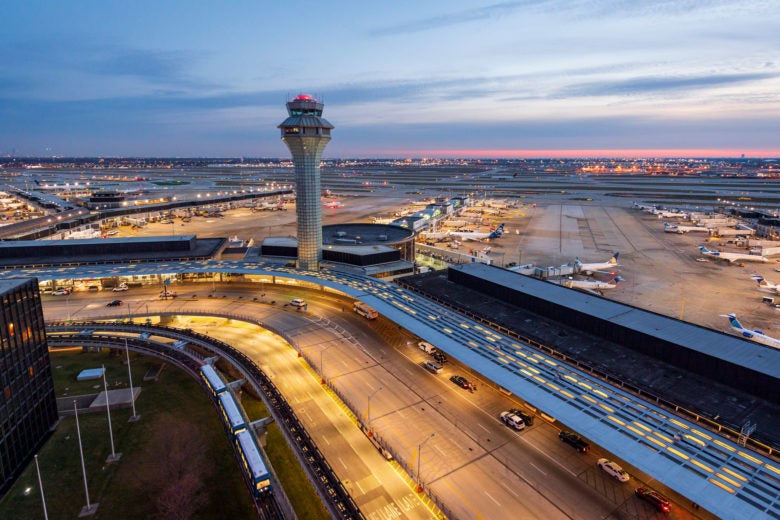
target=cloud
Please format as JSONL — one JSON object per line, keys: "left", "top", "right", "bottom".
{"left": 370, "top": 1, "right": 538, "bottom": 36}
{"left": 556, "top": 72, "right": 779, "bottom": 98}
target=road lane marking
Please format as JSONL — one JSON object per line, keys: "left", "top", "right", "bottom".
{"left": 484, "top": 490, "right": 502, "bottom": 507}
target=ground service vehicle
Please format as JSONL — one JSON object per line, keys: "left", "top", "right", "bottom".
{"left": 112, "top": 284, "right": 128, "bottom": 292}
{"left": 559, "top": 431, "right": 589, "bottom": 452}
{"left": 635, "top": 487, "right": 672, "bottom": 513}
{"left": 290, "top": 298, "right": 306, "bottom": 308}
{"left": 354, "top": 300, "right": 378, "bottom": 319}
{"left": 598, "top": 458, "right": 630, "bottom": 482}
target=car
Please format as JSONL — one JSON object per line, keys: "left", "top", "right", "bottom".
{"left": 418, "top": 341, "right": 437, "bottom": 354}
{"left": 159, "top": 290, "right": 177, "bottom": 299}
{"left": 290, "top": 298, "right": 306, "bottom": 308}
{"left": 106, "top": 300, "right": 123, "bottom": 307}
{"left": 112, "top": 284, "right": 128, "bottom": 292}
{"left": 598, "top": 458, "right": 630, "bottom": 482}
{"left": 635, "top": 487, "right": 671, "bottom": 513}
{"left": 449, "top": 375, "right": 471, "bottom": 389}
{"left": 423, "top": 360, "right": 443, "bottom": 374}
{"left": 509, "top": 408, "right": 535, "bottom": 426}
{"left": 499, "top": 411, "right": 525, "bottom": 430}
{"left": 559, "top": 431, "right": 589, "bottom": 452}
{"left": 52, "top": 288, "right": 70, "bottom": 296}
{"left": 87, "top": 285, "right": 100, "bottom": 292}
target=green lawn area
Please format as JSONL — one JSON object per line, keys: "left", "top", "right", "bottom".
{"left": 0, "top": 350, "right": 256, "bottom": 519}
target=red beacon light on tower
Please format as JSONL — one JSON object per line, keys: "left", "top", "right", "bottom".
{"left": 295, "top": 94, "right": 313, "bottom": 101}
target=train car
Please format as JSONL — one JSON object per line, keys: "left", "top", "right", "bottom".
{"left": 218, "top": 392, "right": 247, "bottom": 434}
{"left": 235, "top": 430, "right": 272, "bottom": 495}
{"left": 200, "top": 364, "right": 227, "bottom": 396}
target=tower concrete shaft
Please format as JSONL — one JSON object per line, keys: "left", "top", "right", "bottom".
{"left": 278, "top": 95, "right": 333, "bottom": 270}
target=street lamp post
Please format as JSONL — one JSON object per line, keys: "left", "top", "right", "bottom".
{"left": 366, "top": 386, "right": 383, "bottom": 437}
{"left": 416, "top": 433, "right": 435, "bottom": 493}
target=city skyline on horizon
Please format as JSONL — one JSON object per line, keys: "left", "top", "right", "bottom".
{"left": 1, "top": 1, "right": 778, "bottom": 158}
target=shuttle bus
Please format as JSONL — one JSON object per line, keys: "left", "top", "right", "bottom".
{"left": 353, "top": 301, "right": 378, "bottom": 319}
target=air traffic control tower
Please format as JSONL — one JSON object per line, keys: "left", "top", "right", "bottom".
{"left": 278, "top": 94, "right": 334, "bottom": 270}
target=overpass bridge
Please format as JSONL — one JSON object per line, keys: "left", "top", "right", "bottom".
{"left": 3, "top": 259, "right": 780, "bottom": 519}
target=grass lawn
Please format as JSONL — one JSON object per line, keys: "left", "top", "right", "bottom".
{"left": 0, "top": 350, "right": 256, "bottom": 519}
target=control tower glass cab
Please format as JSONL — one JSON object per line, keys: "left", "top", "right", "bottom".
{"left": 278, "top": 94, "right": 334, "bottom": 271}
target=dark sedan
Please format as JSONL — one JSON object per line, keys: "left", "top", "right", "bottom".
{"left": 449, "top": 375, "right": 471, "bottom": 389}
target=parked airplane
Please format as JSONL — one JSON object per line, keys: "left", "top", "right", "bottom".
{"left": 650, "top": 208, "right": 685, "bottom": 219}
{"left": 451, "top": 223, "right": 505, "bottom": 242}
{"left": 323, "top": 200, "right": 344, "bottom": 208}
{"left": 663, "top": 222, "right": 709, "bottom": 234}
{"left": 751, "top": 275, "right": 779, "bottom": 293}
{"left": 574, "top": 252, "right": 619, "bottom": 275}
{"left": 722, "top": 313, "right": 780, "bottom": 349}
{"left": 633, "top": 202, "right": 655, "bottom": 211}
{"left": 697, "top": 245, "right": 768, "bottom": 263}
{"left": 554, "top": 276, "right": 622, "bottom": 295}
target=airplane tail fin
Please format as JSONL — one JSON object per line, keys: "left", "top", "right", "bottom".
{"left": 752, "top": 275, "right": 766, "bottom": 286}
{"left": 609, "top": 252, "right": 619, "bottom": 264}
{"left": 724, "top": 313, "right": 743, "bottom": 330}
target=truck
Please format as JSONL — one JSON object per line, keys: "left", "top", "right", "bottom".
{"left": 353, "top": 301, "right": 378, "bottom": 319}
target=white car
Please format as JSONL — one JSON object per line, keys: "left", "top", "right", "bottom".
{"left": 499, "top": 411, "right": 525, "bottom": 431}
{"left": 112, "top": 285, "right": 128, "bottom": 292}
{"left": 598, "top": 458, "right": 630, "bottom": 482}
{"left": 290, "top": 298, "right": 306, "bottom": 308}
{"left": 52, "top": 288, "right": 70, "bottom": 296}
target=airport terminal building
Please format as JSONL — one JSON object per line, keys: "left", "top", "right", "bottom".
{"left": 0, "top": 278, "right": 58, "bottom": 496}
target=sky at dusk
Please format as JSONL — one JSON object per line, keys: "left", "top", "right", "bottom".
{"left": 1, "top": 1, "right": 778, "bottom": 158}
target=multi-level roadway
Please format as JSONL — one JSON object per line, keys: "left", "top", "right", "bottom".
{"left": 6, "top": 259, "right": 780, "bottom": 518}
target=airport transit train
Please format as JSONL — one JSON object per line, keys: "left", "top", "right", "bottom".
{"left": 199, "top": 364, "right": 271, "bottom": 495}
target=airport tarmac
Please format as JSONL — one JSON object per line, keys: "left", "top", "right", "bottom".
{"left": 129, "top": 186, "right": 779, "bottom": 338}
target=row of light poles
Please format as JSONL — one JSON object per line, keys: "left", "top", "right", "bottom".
{"left": 34, "top": 340, "right": 141, "bottom": 517}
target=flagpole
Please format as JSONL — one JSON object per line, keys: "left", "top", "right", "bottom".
{"left": 125, "top": 339, "right": 140, "bottom": 422}
{"left": 34, "top": 455, "right": 48, "bottom": 520}
{"left": 75, "top": 400, "right": 98, "bottom": 516}
{"left": 102, "top": 365, "right": 121, "bottom": 462}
